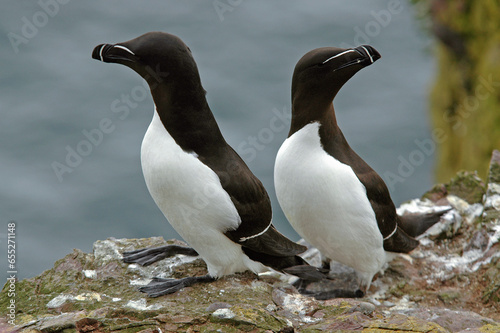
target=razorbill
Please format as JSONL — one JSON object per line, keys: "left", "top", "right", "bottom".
{"left": 91, "top": 32, "right": 324, "bottom": 297}
{"left": 274, "top": 45, "right": 450, "bottom": 293}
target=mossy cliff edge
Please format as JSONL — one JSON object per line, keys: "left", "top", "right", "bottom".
{"left": 411, "top": 0, "right": 500, "bottom": 182}
{"left": 1, "top": 151, "right": 500, "bottom": 332}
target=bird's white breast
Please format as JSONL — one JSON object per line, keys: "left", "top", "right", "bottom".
{"left": 274, "top": 122, "right": 386, "bottom": 285}
{"left": 140, "top": 110, "right": 266, "bottom": 277}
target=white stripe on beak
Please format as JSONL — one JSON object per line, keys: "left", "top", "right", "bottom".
{"left": 360, "top": 46, "right": 374, "bottom": 63}
{"left": 99, "top": 44, "right": 105, "bottom": 62}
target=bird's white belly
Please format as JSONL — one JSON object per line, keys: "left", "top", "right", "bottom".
{"left": 274, "top": 122, "right": 386, "bottom": 284}
{"left": 140, "top": 110, "right": 266, "bottom": 277}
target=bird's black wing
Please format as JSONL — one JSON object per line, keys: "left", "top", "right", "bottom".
{"left": 353, "top": 164, "right": 420, "bottom": 253}
{"left": 199, "top": 145, "right": 307, "bottom": 257}
{"left": 321, "top": 129, "right": 419, "bottom": 253}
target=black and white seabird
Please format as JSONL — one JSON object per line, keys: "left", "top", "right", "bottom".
{"left": 91, "top": 32, "right": 324, "bottom": 297}
{"left": 274, "top": 45, "right": 450, "bottom": 293}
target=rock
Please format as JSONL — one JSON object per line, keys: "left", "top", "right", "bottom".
{"left": 422, "top": 183, "right": 448, "bottom": 203}
{"left": 482, "top": 256, "right": 500, "bottom": 304}
{"left": 464, "top": 229, "right": 490, "bottom": 252}
{"left": 310, "top": 311, "right": 371, "bottom": 331}
{"left": 366, "top": 314, "right": 449, "bottom": 333}
{"left": 37, "top": 311, "right": 86, "bottom": 332}
{"left": 483, "top": 150, "right": 500, "bottom": 222}
{"left": 205, "top": 301, "right": 232, "bottom": 312}
{"left": 1, "top": 235, "right": 455, "bottom": 332}
{"left": 3, "top": 155, "right": 500, "bottom": 332}
{"left": 296, "top": 239, "right": 323, "bottom": 268}
{"left": 211, "top": 304, "right": 290, "bottom": 331}
{"left": 75, "top": 317, "right": 103, "bottom": 333}
{"left": 477, "top": 150, "right": 500, "bottom": 305}
{"left": 296, "top": 241, "right": 365, "bottom": 297}
{"left": 349, "top": 301, "right": 376, "bottom": 316}
{"left": 211, "top": 308, "right": 236, "bottom": 320}
{"left": 324, "top": 298, "right": 376, "bottom": 316}
{"left": 398, "top": 198, "right": 460, "bottom": 239}
{"left": 445, "top": 171, "right": 486, "bottom": 204}
{"left": 398, "top": 308, "right": 498, "bottom": 333}
{"left": 272, "top": 287, "right": 319, "bottom": 322}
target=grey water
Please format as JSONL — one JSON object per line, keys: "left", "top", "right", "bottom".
{"left": 1, "top": 0, "right": 435, "bottom": 280}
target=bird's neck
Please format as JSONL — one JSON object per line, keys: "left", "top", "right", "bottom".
{"left": 150, "top": 80, "right": 227, "bottom": 153}
{"left": 317, "top": 104, "right": 351, "bottom": 155}
{"left": 289, "top": 94, "right": 341, "bottom": 138}
{"left": 290, "top": 97, "right": 354, "bottom": 163}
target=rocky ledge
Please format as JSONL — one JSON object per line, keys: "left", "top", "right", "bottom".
{"left": 2, "top": 151, "right": 500, "bottom": 333}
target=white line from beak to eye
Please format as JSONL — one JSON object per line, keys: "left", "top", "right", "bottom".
{"left": 99, "top": 44, "right": 105, "bottom": 62}
{"left": 322, "top": 49, "right": 357, "bottom": 64}
{"left": 114, "top": 45, "right": 135, "bottom": 55}
{"left": 361, "top": 46, "right": 373, "bottom": 63}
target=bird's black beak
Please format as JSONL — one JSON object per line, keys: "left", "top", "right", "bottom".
{"left": 92, "top": 43, "right": 137, "bottom": 64}
{"left": 334, "top": 45, "right": 381, "bottom": 71}
{"left": 354, "top": 45, "right": 381, "bottom": 64}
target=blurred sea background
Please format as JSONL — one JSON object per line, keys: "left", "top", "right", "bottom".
{"left": 2, "top": 0, "right": 438, "bottom": 280}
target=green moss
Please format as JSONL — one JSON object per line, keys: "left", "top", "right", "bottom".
{"left": 482, "top": 283, "right": 500, "bottom": 304}
{"left": 9, "top": 236, "right": 500, "bottom": 332}
{"left": 389, "top": 281, "right": 408, "bottom": 298}
{"left": 209, "top": 304, "right": 287, "bottom": 331}
{"left": 60, "top": 329, "right": 77, "bottom": 333}
{"left": 445, "top": 171, "right": 486, "bottom": 203}
{"left": 482, "top": 258, "right": 500, "bottom": 304}
{"left": 0, "top": 246, "right": 143, "bottom": 323}
{"left": 482, "top": 209, "right": 500, "bottom": 222}
{"left": 487, "top": 159, "right": 500, "bottom": 184}
{"left": 421, "top": 183, "right": 447, "bottom": 202}
{"left": 479, "top": 324, "right": 500, "bottom": 332}
{"left": 106, "top": 321, "right": 158, "bottom": 332}
{"left": 198, "top": 324, "right": 247, "bottom": 333}
{"left": 438, "top": 291, "right": 461, "bottom": 304}
{"left": 318, "top": 301, "right": 352, "bottom": 317}
{"left": 105, "top": 308, "right": 163, "bottom": 322}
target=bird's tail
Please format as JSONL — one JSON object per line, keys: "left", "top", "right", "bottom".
{"left": 283, "top": 264, "right": 329, "bottom": 282}
{"left": 241, "top": 246, "right": 327, "bottom": 281}
{"left": 239, "top": 225, "right": 328, "bottom": 281}
{"left": 398, "top": 208, "right": 451, "bottom": 238}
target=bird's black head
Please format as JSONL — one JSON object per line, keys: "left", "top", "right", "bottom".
{"left": 92, "top": 32, "right": 199, "bottom": 90}
{"left": 291, "top": 45, "right": 381, "bottom": 104}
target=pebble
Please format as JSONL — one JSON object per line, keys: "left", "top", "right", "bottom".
{"left": 212, "top": 308, "right": 236, "bottom": 320}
